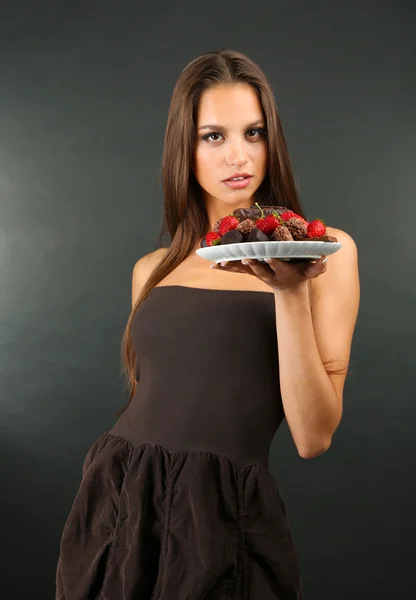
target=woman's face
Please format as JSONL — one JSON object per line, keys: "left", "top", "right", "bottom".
{"left": 193, "top": 83, "right": 268, "bottom": 212}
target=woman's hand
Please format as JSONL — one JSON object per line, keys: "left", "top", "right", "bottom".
{"left": 210, "top": 256, "right": 328, "bottom": 294}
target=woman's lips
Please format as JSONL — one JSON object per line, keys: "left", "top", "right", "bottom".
{"left": 223, "top": 176, "right": 253, "bottom": 189}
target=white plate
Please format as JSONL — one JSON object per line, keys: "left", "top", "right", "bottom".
{"left": 196, "top": 240, "right": 342, "bottom": 263}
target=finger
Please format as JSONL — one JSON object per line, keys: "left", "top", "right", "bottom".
{"left": 223, "top": 261, "right": 248, "bottom": 273}
{"left": 211, "top": 260, "right": 249, "bottom": 273}
{"left": 263, "top": 257, "right": 294, "bottom": 273}
{"left": 305, "top": 256, "right": 328, "bottom": 277}
{"left": 242, "top": 258, "right": 273, "bottom": 277}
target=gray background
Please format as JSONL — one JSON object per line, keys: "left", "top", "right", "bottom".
{"left": 0, "top": 1, "right": 414, "bottom": 598}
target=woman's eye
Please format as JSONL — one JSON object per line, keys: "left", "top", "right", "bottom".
{"left": 205, "top": 133, "right": 222, "bottom": 142}
{"left": 247, "top": 128, "right": 266, "bottom": 138}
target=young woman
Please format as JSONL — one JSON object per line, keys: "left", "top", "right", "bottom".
{"left": 56, "top": 49, "right": 360, "bottom": 599}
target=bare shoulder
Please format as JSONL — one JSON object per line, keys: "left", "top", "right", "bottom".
{"left": 326, "top": 225, "right": 357, "bottom": 251}
{"left": 310, "top": 225, "right": 359, "bottom": 295}
{"left": 132, "top": 247, "right": 169, "bottom": 307}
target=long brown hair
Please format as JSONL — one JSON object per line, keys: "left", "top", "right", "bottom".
{"left": 118, "top": 49, "right": 346, "bottom": 416}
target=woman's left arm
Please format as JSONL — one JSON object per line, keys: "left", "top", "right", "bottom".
{"left": 274, "top": 229, "right": 360, "bottom": 459}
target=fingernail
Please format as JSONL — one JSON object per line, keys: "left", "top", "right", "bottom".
{"left": 264, "top": 258, "right": 272, "bottom": 263}
{"left": 241, "top": 259, "right": 249, "bottom": 265}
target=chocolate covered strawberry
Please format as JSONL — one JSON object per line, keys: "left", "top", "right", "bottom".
{"left": 285, "top": 217, "right": 308, "bottom": 240}
{"left": 232, "top": 204, "right": 291, "bottom": 222}
{"left": 221, "top": 229, "right": 243, "bottom": 244}
{"left": 270, "top": 225, "right": 293, "bottom": 241}
{"left": 244, "top": 228, "right": 269, "bottom": 243}
{"left": 236, "top": 218, "right": 256, "bottom": 234}
{"left": 212, "top": 218, "right": 222, "bottom": 233}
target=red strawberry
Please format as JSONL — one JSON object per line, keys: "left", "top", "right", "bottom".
{"left": 256, "top": 213, "right": 282, "bottom": 235}
{"left": 218, "top": 215, "right": 240, "bottom": 236}
{"left": 204, "top": 231, "right": 222, "bottom": 246}
{"left": 280, "top": 210, "right": 306, "bottom": 223}
{"left": 307, "top": 218, "right": 326, "bottom": 238}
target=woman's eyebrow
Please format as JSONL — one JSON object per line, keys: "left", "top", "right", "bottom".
{"left": 197, "top": 119, "right": 265, "bottom": 131}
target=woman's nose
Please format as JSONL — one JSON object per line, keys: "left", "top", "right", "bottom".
{"left": 226, "top": 141, "right": 248, "bottom": 167}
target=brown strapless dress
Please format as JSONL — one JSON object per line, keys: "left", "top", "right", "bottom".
{"left": 56, "top": 285, "right": 303, "bottom": 599}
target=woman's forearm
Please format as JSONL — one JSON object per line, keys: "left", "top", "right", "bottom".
{"left": 273, "top": 282, "right": 340, "bottom": 458}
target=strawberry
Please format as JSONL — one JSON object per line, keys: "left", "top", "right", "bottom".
{"left": 256, "top": 213, "right": 282, "bottom": 235}
{"left": 280, "top": 210, "right": 306, "bottom": 223}
{"left": 253, "top": 202, "right": 284, "bottom": 235}
{"left": 307, "top": 218, "right": 326, "bottom": 238}
{"left": 218, "top": 215, "right": 240, "bottom": 236}
{"left": 204, "top": 231, "right": 222, "bottom": 246}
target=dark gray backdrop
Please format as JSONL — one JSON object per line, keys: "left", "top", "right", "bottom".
{"left": 0, "top": 1, "right": 414, "bottom": 598}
